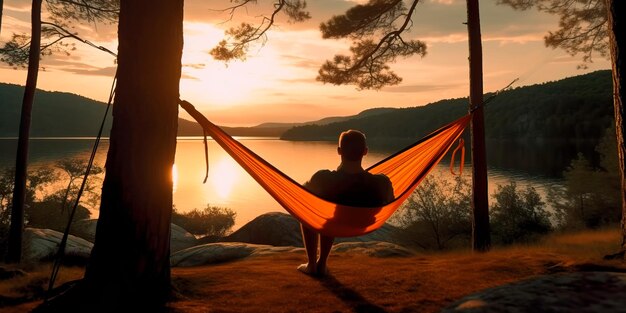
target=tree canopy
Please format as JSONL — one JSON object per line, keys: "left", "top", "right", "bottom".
{"left": 0, "top": 0, "right": 119, "bottom": 67}
{"left": 498, "top": 0, "right": 608, "bottom": 67}
{"left": 317, "top": 0, "right": 426, "bottom": 90}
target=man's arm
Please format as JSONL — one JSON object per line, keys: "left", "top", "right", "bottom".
{"left": 303, "top": 170, "right": 332, "bottom": 196}
{"left": 375, "top": 174, "right": 395, "bottom": 204}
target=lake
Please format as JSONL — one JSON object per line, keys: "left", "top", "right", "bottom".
{"left": 0, "top": 136, "right": 585, "bottom": 230}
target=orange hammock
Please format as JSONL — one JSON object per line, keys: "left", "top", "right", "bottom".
{"left": 180, "top": 100, "right": 471, "bottom": 237}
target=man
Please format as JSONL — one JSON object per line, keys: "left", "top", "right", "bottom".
{"left": 299, "top": 129, "right": 394, "bottom": 277}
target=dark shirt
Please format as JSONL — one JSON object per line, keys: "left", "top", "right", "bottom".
{"left": 304, "top": 170, "right": 394, "bottom": 207}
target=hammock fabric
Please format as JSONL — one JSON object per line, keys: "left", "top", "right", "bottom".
{"left": 180, "top": 100, "right": 472, "bottom": 237}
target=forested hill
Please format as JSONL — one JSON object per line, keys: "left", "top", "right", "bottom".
{"left": 0, "top": 84, "right": 395, "bottom": 137}
{"left": 281, "top": 70, "right": 613, "bottom": 142}
{"left": 0, "top": 84, "right": 115, "bottom": 137}
{"left": 0, "top": 84, "right": 287, "bottom": 137}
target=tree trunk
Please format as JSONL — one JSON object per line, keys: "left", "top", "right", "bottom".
{"left": 1, "top": 0, "right": 4, "bottom": 35}
{"left": 605, "top": 0, "right": 626, "bottom": 257}
{"left": 80, "top": 0, "right": 183, "bottom": 309}
{"left": 6, "top": 0, "right": 42, "bottom": 264}
{"left": 466, "top": 0, "right": 491, "bottom": 252}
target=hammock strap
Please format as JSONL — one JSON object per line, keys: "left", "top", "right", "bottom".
{"left": 450, "top": 138, "right": 465, "bottom": 176}
{"left": 202, "top": 130, "right": 209, "bottom": 183}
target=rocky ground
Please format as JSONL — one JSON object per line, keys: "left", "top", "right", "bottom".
{"left": 1, "top": 215, "right": 625, "bottom": 312}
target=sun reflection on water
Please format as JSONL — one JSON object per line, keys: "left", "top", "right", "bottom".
{"left": 172, "top": 164, "right": 179, "bottom": 192}
{"left": 210, "top": 157, "right": 239, "bottom": 199}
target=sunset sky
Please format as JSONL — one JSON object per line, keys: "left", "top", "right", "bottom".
{"left": 0, "top": 0, "right": 611, "bottom": 126}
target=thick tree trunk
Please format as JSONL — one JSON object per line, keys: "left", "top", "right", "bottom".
{"left": 1, "top": 0, "right": 4, "bottom": 35}
{"left": 79, "top": 0, "right": 183, "bottom": 309}
{"left": 6, "top": 0, "right": 42, "bottom": 264}
{"left": 466, "top": 0, "right": 491, "bottom": 252}
{"left": 605, "top": 0, "right": 626, "bottom": 256}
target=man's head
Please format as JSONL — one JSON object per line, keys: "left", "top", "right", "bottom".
{"left": 338, "top": 130, "right": 368, "bottom": 161}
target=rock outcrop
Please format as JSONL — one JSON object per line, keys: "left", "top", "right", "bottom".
{"left": 23, "top": 228, "right": 93, "bottom": 263}
{"left": 171, "top": 242, "right": 303, "bottom": 267}
{"left": 171, "top": 241, "right": 412, "bottom": 267}
{"left": 442, "top": 271, "right": 626, "bottom": 313}
{"left": 222, "top": 212, "right": 403, "bottom": 247}
{"left": 69, "top": 219, "right": 198, "bottom": 252}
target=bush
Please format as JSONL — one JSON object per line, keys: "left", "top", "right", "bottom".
{"left": 26, "top": 200, "right": 91, "bottom": 233}
{"left": 172, "top": 205, "right": 236, "bottom": 238}
{"left": 0, "top": 159, "right": 102, "bottom": 257}
{"left": 491, "top": 182, "right": 552, "bottom": 245}
{"left": 548, "top": 126, "right": 621, "bottom": 230}
{"left": 394, "top": 175, "right": 472, "bottom": 250}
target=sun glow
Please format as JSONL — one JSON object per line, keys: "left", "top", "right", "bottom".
{"left": 179, "top": 22, "right": 289, "bottom": 108}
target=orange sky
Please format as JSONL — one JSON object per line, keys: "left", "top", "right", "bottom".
{"left": 0, "top": 0, "right": 611, "bottom": 126}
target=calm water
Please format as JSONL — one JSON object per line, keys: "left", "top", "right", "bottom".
{"left": 0, "top": 137, "right": 581, "bottom": 230}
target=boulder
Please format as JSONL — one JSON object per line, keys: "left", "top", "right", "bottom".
{"left": 23, "top": 228, "right": 93, "bottom": 263}
{"left": 331, "top": 241, "right": 414, "bottom": 257}
{"left": 71, "top": 219, "right": 97, "bottom": 242}
{"left": 442, "top": 271, "right": 626, "bottom": 313}
{"left": 222, "top": 212, "right": 303, "bottom": 246}
{"left": 170, "top": 223, "right": 199, "bottom": 252}
{"left": 223, "top": 212, "right": 403, "bottom": 247}
{"left": 170, "top": 242, "right": 303, "bottom": 267}
{"left": 69, "top": 219, "right": 198, "bottom": 252}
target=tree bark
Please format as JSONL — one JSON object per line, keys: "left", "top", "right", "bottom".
{"left": 1, "top": 0, "right": 4, "bottom": 35}
{"left": 605, "top": 0, "right": 626, "bottom": 257}
{"left": 80, "top": 0, "right": 183, "bottom": 309}
{"left": 6, "top": 0, "right": 42, "bottom": 264}
{"left": 466, "top": 0, "right": 491, "bottom": 252}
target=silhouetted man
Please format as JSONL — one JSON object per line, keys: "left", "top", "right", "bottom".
{"left": 299, "top": 130, "right": 394, "bottom": 277}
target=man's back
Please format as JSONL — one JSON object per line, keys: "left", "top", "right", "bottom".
{"left": 304, "top": 170, "right": 394, "bottom": 207}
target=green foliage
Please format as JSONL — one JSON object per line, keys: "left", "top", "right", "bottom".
{"left": 320, "top": 0, "right": 405, "bottom": 40}
{"left": 48, "top": 158, "right": 104, "bottom": 211}
{"left": 317, "top": 0, "right": 426, "bottom": 90}
{"left": 0, "top": 0, "right": 119, "bottom": 67}
{"left": 498, "top": 0, "right": 608, "bottom": 67}
{"left": 394, "top": 175, "right": 472, "bottom": 250}
{"left": 210, "top": 0, "right": 310, "bottom": 62}
{"left": 491, "top": 182, "right": 552, "bottom": 245}
{"left": 26, "top": 200, "right": 91, "bottom": 233}
{"left": 549, "top": 126, "right": 620, "bottom": 229}
{"left": 0, "top": 158, "right": 102, "bottom": 251}
{"left": 282, "top": 70, "right": 613, "bottom": 144}
{"left": 172, "top": 205, "right": 237, "bottom": 238}
{"left": 0, "top": 83, "right": 114, "bottom": 137}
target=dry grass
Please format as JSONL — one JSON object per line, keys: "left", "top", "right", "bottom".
{"left": 1, "top": 228, "right": 624, "bottom": 313}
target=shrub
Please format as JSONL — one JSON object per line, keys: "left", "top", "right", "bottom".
{"left": 394, "top": 175, "right": 472, "bottom": 250}
{"left": 491, "top": 182, "right": 552, "bottom": 244}
{"left": 172, "top": 205, "right": 236, "bottom": 238}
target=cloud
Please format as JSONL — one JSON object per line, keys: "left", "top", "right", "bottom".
{"left": 184, "top": 63, "right": 207, "bottom": 70}
{"left": 5, "top": 2, "right": 31, "bottom": 12}
{"left": 327, "top": 95, "right": 360, "bottom": 100}
{"left": 278, "top": 77, "right": 317, "bottom": 84}
{"left": 280, "top": 55, "right": 320, "bottom": 69}
{"left": 181, "top": 73, "right": 200, "bottom": 81}
{"left": 430, "top": 0, "right": 458, "bottom": 5}
{"left": 62, "top": 65, "right": 117, "bottom": 77}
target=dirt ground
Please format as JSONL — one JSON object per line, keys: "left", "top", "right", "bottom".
{"left": 1, "top": 228, "right": 624, "bottom": 313}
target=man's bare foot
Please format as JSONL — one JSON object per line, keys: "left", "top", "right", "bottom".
{"left": 315, "top": 263, "right": 329, "bottom": 277}
{"left": 297, "top": 263, "right": 316, "bottom": 276}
